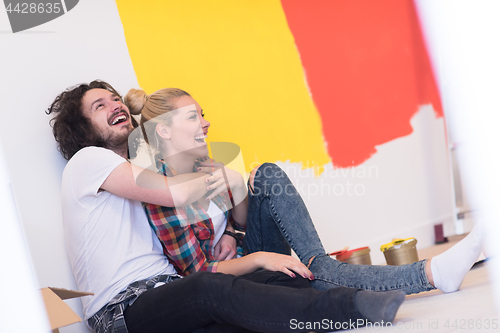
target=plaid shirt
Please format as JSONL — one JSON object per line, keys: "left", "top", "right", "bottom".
{"left": 144, "top": 157, "right": 245, "bottom": 276}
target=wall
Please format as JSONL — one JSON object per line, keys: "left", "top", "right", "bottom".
{"left": 0, "top": 1, "right": 455, "bottom": 332}
{"left": 415, "top": 0, "right": 500, "bottom": 315}
{"left": 115, "top": 0, "right": 456, "bottom": 263}
{"left": 0, "top": 1, "right": 137, "bottom": 331}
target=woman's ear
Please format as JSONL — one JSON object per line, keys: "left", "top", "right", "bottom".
{"left": 156, "top": 123, "right": 171, "bottom": 140}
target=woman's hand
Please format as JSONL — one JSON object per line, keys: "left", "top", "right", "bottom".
{"left": 215, "top": 251, "right": 314, "bottom": 279}
{"left": 251, "top": 252, "right": 315, "bottom": 280}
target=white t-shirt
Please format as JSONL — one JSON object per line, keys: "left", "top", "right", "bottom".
{"left": 61, "top": 147, "right": 176, "bottom": 321}
{"left": 207, "top": 201, "right": 227, "bottom": 255}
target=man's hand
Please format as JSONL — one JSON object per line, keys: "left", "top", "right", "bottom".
{"left": 214, "top": 223, "right": 237, "bottom": 261}
{"left": 214, "top": 234, "right": 237, "bottom": 261}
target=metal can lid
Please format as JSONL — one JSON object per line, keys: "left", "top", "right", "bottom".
{"left": 335, "top": 247, "right": 370, "bottom": 260}
{"left": 380, "top": 237, "right": 417, "bottom": 252}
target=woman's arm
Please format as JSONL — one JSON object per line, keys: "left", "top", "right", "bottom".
{"left": 198, "top": 160, "right": 248, "bottom": 227}
{"left": 230, "top": 192, "right": 248, "bottom": 228}
{"left": 146, "top": 199, "right": 313, "bottom": 279}
{"left": 101, "top": 162, "right": 210, "bottom": 207}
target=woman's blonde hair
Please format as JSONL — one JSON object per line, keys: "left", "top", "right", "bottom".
{"left": 124, "top": 87, "right": 191, "bottom": 150}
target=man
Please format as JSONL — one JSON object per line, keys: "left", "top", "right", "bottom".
{"left": 47, "top": 80, "right": 405, "bottom": 333}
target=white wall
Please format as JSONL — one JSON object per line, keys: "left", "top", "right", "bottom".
{"left": 0, "top": 1, "right": 138, "bottom": 332}
{"left": 0, "top": 143, "right": 50, "bottom": 333}
{"left": 280, "top": 104, "right": 456, "bottom": 265}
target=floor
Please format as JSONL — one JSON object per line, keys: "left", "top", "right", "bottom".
{"left": 364, "top": 235, "right": 500, "bottom": 333}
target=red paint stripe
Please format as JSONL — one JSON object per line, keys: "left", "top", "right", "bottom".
{"left": 281, "top": 0, "right": 442, "bottom": 167}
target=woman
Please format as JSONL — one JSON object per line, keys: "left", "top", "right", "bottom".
{"left": 125, "top": 87, "right": 484, "bottom": 295}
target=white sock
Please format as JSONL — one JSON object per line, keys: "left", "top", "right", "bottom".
{"left": 430, "top": 223, "right": 484, "bottom": 293}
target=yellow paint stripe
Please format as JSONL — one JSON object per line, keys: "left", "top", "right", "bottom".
{"left": 116, "top": 0, "right": 330, "bottom": 174}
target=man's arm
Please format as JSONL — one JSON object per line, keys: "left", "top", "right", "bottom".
{"left": 101, "top": 162, "right": 210, "bottom": 207}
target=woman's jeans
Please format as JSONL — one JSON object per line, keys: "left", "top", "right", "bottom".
{"left": 244, "top": 163, "right": 435, "bottom": 294}
{"left": 124, "top": 270, "right": 363, "bottom": 333}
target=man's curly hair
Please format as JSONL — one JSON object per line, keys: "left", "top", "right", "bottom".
{"left": 46, "top": 80, "right": 138, "bottom": 160}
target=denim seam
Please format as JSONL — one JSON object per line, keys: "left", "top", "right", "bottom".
{"left": 268, "top": 195, "right": 326, "bottom": 265}
{"left": 267, "top": 195, "right": 293, "bottom": 250}
{"left": 312, "top": 258, "right": 432, "bottom": 293}
{"left": 254, "top": 195, "right": 267, "bottom": 252}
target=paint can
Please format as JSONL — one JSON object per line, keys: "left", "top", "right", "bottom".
{"left": 380, "top": 238, "right": 419, "bottom": 265}
{"left": 331, "top": 247, "right": 372, "bottom": 265}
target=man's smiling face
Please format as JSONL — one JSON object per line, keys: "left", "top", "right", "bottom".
{"left": 81, "top": 88, "right": 134, "bottom": 151}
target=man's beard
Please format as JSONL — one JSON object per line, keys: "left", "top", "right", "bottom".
{"left": 92, "top": 126, "right": 132, "bottom": 155}
{"left": 103, "top": 131, "right": 130, "bottom": 152}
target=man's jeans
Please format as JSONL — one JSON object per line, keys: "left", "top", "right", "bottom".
{"left": 244, "top": 163, "right": 435, "bottom": 294}
{"left": 124, "top": 270, "right": 363, "bottom": 333}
